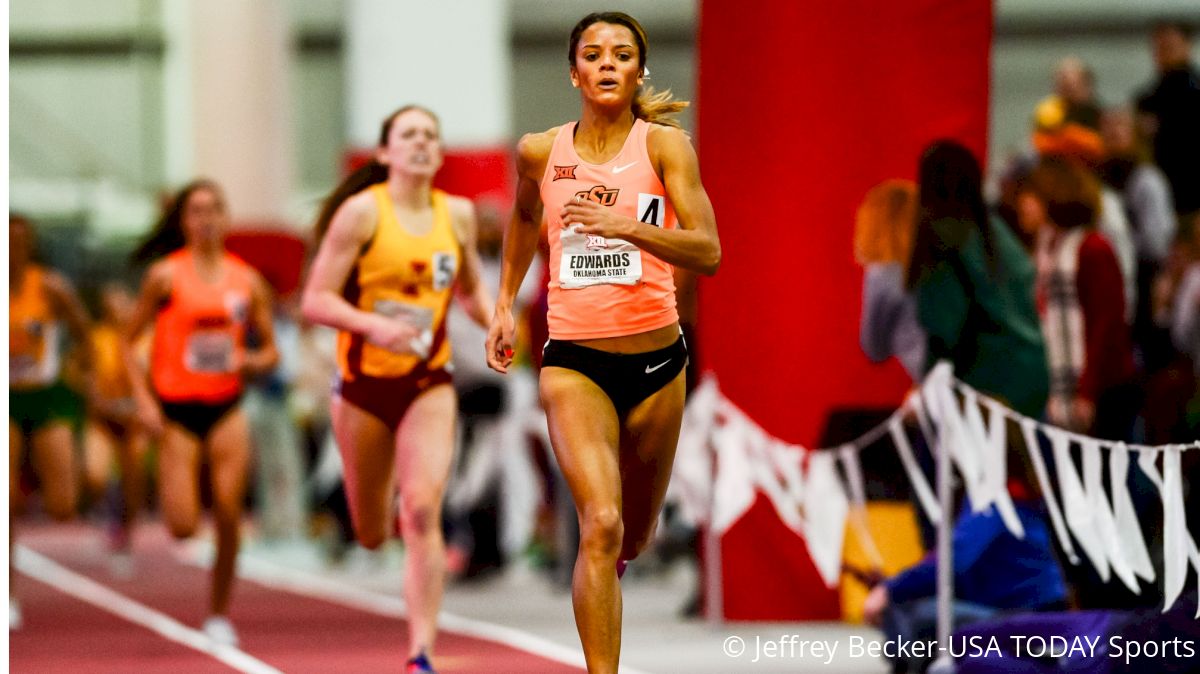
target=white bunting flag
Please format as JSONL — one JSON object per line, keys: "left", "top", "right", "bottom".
{"left": 710, "top": 403, "right": 757, "bottom": 535}
{"left": 1109, "top": 442, "right": 1155, "bottom": 584}
{"left": 977, "top": 397, "right": 1024, "bottom": 538}
{"left": 839, "top": 445, "right": 885, "bottom": 569}
{"left": 1159, "top": 447, "right": 1200, "bottom": 615}
{"left": 1049, "top": 428, "right": 1110, "bottom": 578}
{"left": 1082, "top": 439, "right": 1139, "bottom": 593}
{"left": 804, "top": 451, "right": 849, "bottom": 588}
{"left": 889, "top": 416, "right": 941, "bottom": 524}
{"left": 663, "top": 369, "right": 1200, "bottom": 618}
{"left": 672, "top": 377, "right": 720, "bottom": 527}
{"left": 1019, "top": 418, "right": 1079, "bottom": 564}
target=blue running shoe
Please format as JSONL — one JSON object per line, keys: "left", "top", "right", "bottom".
{"left": 406, "top": 652, "right": 435, "bottom": 674}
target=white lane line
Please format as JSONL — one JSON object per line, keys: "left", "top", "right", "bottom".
{"left": 188, "top": 546, "right": 655, "bottom": 674}
{"left": 14, "top": 545, "right": 283, "bottom": 674}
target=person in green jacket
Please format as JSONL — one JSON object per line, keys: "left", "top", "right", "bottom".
{"left": 906, "top": 140, "right": 1050, "bottom": 418}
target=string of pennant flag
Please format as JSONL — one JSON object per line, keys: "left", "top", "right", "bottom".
{"left": 668, "top": 364, "right": 1200, "bottom": 618}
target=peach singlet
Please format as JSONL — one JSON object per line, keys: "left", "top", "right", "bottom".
{"left": 540, "top": 118, "right": 678, "bottom": 340}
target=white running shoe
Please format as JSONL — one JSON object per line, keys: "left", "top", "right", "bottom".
{"left": 109, "top": 551, "right": 136, "bottom": 580}
{"left": 202, "top": 615, "right": 239, "bottom": 647}
{"left": 10, "top": 597, "right": 22, "bottom": 631}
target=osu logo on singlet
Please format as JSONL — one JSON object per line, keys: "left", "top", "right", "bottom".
{"left": 575, "top": 185, "right": 620, "bottom": 206}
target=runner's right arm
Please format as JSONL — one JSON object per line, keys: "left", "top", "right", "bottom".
{"left": 121, "top": 262, "right": 170, "bottom": 437}
{"left": 487, "top": 131, "right": 551, "bottom": 373}
{"left": 301, "top": 192, "right": 420, "bottom": 355}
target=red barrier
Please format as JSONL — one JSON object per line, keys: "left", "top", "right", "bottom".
{"left": 226, "top": 229, "right": 308, "bottom": 297}
{"left": 696, "top": 0, "right": 993, "bottom": 620}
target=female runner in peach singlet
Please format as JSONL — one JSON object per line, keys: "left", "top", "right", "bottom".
{"left": 123, "top": 180, "right": 278, "bottom": 645}
{"left": 486, "top": 12, "right": 720, "bottom": 674}
{"left": 302, "top": 105, "right": 493, "bottom": 674}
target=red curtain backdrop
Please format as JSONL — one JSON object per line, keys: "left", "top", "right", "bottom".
{"left": 226, "top": 230, "right": 308, "bottom": 297}
{"left": 697, "top": 0, "right": 993, "bottom": 620}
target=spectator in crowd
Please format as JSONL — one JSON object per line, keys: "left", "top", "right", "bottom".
{"left": 1099, "top": 106, "right": 1177, "bottom": 269}
{"left": 1163, "top": 212, "right": 1200, "bottom": 374}
{"left": 996, "top": 154, "right": 1039, "bottom": 252}
{"left": 1096, "top": 185, "right": 1139, "bottom": 322}
{"left": 1029, "top": 57, "right": 1139, "bottom": 319}
{"left": 443, "top": 198, "right": 543, "bottom": 578}
{"left": 244, "top": 294, "right": 307, "bottom": 544}
{"left": 1031, "top": 57, "right": 1104, "bottom": 162}
{"left": 906, "top": 140, "right": 1049, "bottom": 420}
{"left": 1141, "top": 214, "right": 1200, "bottom": 446}
{"left": 863, "top": 453, "right": 1068, "bottom": 674}
{"left": 1136, "top": 21, "right": 1200, "bottom": 217}
{"left": 855, "top": 179, "right": 925, "bottom": 380}
{"left": 1100, "top": 105, "right": 1179, "bottom": 370}
{"left": 1019, "top": 156, "right": 1138, "bottom": 440}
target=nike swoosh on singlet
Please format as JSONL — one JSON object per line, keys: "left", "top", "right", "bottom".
{"left": 612, "top": 162, "right": 638, "bottom": 174}
{"left": 645, "top": 360, "right": 671, "bottom": 374}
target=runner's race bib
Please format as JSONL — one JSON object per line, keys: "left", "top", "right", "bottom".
{"left": 558, "top": 224, "right": 643, "bottom": 289}
{"left": 373, "top": 299, "right": 435, "bottom": 358}
{"left": 373, "top": 299, "right": 434, "bottom": 332}
{"left": 185, "top": 331, "right": 236, "bottom": 374}
{"left": 9, "top": 320, "right": 58, "bottom": 385}
{"left": 432, "top": 252, "right": 457, "bottom": 292}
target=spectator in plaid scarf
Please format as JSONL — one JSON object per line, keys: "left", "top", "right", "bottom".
{"left": 1018, "top": 156, "right": 1138, "bottom": 439}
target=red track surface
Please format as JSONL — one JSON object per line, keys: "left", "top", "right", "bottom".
{"left": 11, "top": 523, "right": 584, "bottom": 673}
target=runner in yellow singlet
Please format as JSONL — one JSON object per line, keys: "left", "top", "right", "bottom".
{"left": 302, "top": 105, "right": 494, "bottom": 674}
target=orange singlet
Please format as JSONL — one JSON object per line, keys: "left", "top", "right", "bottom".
{"left": 150, "top": 250, "right": 255, "bottom": 404}
{"left": 540, "top": 118, "right": 679, "bottom": 340}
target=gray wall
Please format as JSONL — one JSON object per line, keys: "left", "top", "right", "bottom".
{"left": 10, "top": 0, "right": 165, "bottom": 190}
{"left": 9, "top": 0, "right": 1199, "bottom": 230}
